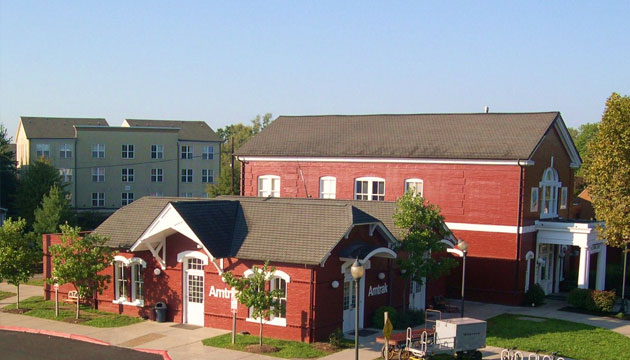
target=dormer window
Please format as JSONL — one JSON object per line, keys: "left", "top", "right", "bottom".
{"left": 539, "top": 167, "right": 561, "bottom": 219}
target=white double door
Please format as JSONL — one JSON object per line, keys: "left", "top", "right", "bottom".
{"left": 184, "top": 263, "right": 205, "bottom": 326}
{"left": 409, "top": 279, "right": 426, "bottom": 311}
{"left": 342, "top": 272, "right": 365, "bottom": 333}
{"left": 537, "top": 244, "right": 555, "bottom": 295}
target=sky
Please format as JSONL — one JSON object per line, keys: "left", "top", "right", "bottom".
{"left": 1, "top": 1, "right": 629, "bottom": 139}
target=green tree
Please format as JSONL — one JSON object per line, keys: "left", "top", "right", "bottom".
{"left": 583, "top": 93, "right": 630, "bottom": 248}
{"left": 568, "top": 122, "right": 600, "bottom": 181}
{"left": 394, "top": 192, "right": 457, "bottom": 311}
{"left": 48, "top": 224, "right": 116, "bottom": 319}
{"left": 33, "top": 185, "right": 75, "bottom": 235}
{"left": 0, "top": 218, "right": 40, "bottom": 309}
{"left": 222, "top": 261, "right": 283, "bottom": 346}
{"left": 14, "top": 158, "right": 64, "bottom": 228}
{"left": 207, "top": 113, "right": 273, "bottom": 197}
{"left": 0, "top": 124, "right": 18, "bottom": 217}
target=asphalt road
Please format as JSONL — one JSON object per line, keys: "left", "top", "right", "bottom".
{"left": 0, "top": 330, "right": 162, "bottom": 360}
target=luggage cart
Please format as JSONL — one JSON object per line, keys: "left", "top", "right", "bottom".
{"left": 376, "top": 310, "right": 441, "bottom": 360}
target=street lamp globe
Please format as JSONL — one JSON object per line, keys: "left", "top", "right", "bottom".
{"left": 457, "top": 239, "right": 468, "bottom": 253}
{"left": 351, "top": 258, "right": 364, "bottom": 280}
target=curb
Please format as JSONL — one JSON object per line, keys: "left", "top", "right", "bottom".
{"left": 0, "top": 325, "right": 172, "bottom": 360}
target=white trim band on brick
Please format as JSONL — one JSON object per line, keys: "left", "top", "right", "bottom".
{"left": 237, "top": 156, "right": 535, "bottom": 166}
{"left": 445, "top": 222, "right": 537, "bottom": 234}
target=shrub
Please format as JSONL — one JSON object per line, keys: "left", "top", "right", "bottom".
{"left": 328, "top": 328, "right": 343, "bottom": 348}
{"left": 591, "top": 290, "right": 616, "bottom": 312}
{"left": 568, "top": 288, "right": 597, "bottom": 312}
{"left": 372, "top": 306, "right": 398, "bottom": 329}
{"left": 525, "top": 283, "right": 546, "bottom": 306}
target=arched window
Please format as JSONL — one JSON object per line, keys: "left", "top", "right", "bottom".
{"left": 258, "top": 175, "right": 280, "bottom": 197}
{"left": 113, "top": 256, "right": 146, "bottom": 305}
{"left": 404, "top": 179, "right": 424, "bottom": 197}
{"left": 355, "top": 177, "right": 385, "bottom": 201}
{"left": 539, "top": 167, "right": 561, "bottom": 219}
{"left": 243, "top": 268, "right": 290, "bottom": 326}
{"left": 319, "top": 176, "right": 336, "bottom": 199}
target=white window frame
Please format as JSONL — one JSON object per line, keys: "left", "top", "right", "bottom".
{"left": 243, "top": 268, "right": 290, "bottom": 327}
{"left": 151, "top": 168, "right": 163, "bottom": 182}
{"left": 404, "top": 178, "right": 424, "bottom": 197}
{"left": 151, "top": 144, "right": 164, "bottom": 159}
{"left": 202, "top": 169, "right": 214, "bottom": 183}
{"left": 91, "top": 192, "right": 105, "bottom": 207}
{"left": 121, "top": 168, "right": 134, "bottom": 182}
{"left": 181, "top": 145, "right": 193, "bottom": 159}
{"left": 181, "top": 169, "right": 193, "bottom": 183}
{"left": 92, "top": 167, "right": 105, "bottom": 182}
{"left": 114, "top": 260, "right": 127, "bottom": 301}
{"left": 112, "top": 256, "right": 146, "bottom": 306}
{"left": 36, "top": 144, "right": 50, "bottom": 158}
{"left": 539, "top": 167, "right": 561, "bottom": 219}
{"left": 202, "top": 146, "right": 214, "bottom": 160}
{"left": 122, "top": 144, "right": 135, "bottom": 159}
{"left": 319, "top": 176, "right": 336, "bottom": 199}
{"left": 151, "top": 192, "right": 164, "bottom": 197}
{"left": 121, "top": 192, "right": 134, "bottom": 206}
{"left": 92, "top": 144, "right": 105, "bottom": 158}
{"left": 181, "top": 192, "right": 193, "bottom": 198}
{"left": 59, "top": 144, "right": 72, "bottom": 159}
{"left": 59, "top": 168, "right": 73, "bottom": 183}
{"left": 530, "top": 187, "right": 539, "bottom": 212}
{"left": 560, "top": 187, "right": 568, "bottom": 210}
{"left": 258, "top": 175, "right": 280, "bottom": 197}
{"left": 354, "top": 177, "right": 385, "bottom": 201}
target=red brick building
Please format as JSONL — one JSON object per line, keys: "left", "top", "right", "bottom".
{"left": 44, "top": 196, "right": 420, "bottom": 342}
{"left": 235, "top": 112, "right": 607, "bottom": 304}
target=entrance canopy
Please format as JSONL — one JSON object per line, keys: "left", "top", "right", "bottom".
{"left": 339, "top": 242, "right": 397, "bottom": 262}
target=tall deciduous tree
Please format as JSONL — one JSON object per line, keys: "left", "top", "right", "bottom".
{"left": 206, "top": 113, "right": 273, "bottom": 197}
{"left": 0, "top": 218, "right": 40, "bottom": 309}
{"left": 222, "top": 261, "right": 283, "bottom": 346}
{"left": 583, "top": 93, "right": 630, "bottom": 248}
{"left": 48, "top": 225, "right": 115, "bottom": 319}
{"left": 568, "top": 122, "right": 600, "bottom": 182}
{"left": 0, "top": 124, "right": 18, "bottom": 217}
{"left": 14, "top": 158, "right": 64, "bottom": 228}
{"left": 33, "top": 185, "right": 75, "bottom": 235}
{"left": 394, "top": 192, "right": 457, "bottom": 311}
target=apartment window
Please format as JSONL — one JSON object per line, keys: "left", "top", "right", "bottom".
{"left": 151, "top": 144, "right": 163, "bottom": 159}
{"left": 355, "top": 177, "right": 385, "bottom": 201}
{"left": 150, "top": 192, "right": 164, "bottom": 197}
{"left": 91, "top": 167, "right": 105, "bottom": 182}
{"left": 181, "top": 169, "right": 193, "bottom": 183}
{"left": 181, "top": 192, "right": 193, "bottom": 198}
{"left": 540, "top": 167, "right": 561, "bottom": 219}
{"left": 258, "top": 175, "right": 280, "bottom": 197}
{"left": 202, "top": 169, "right": 214, "bottom": 183}
{"left": 181, "top": 145, "right": 193, "bottom": 159}
{"left": 59, "top": 144, "right": 72, "bottom": 159}
{"left": 59, "top": 168, "right": 73, "bottom": 183}
{"left": 404, "top": 179, "right": 424, "bottom": 197}
{"left": 92, "top": 144, "right": 105, "bottom": 158}
{"left": 91, "top": 192, "right": 105, "bottom": 207}
{"left": 36, "top": 144, "right": 50, "bottom": 158}
{"left": 202, "top": 146, "right": 214, "bottom": 160}
{"left": 121, "top": 192, "right": 134, "bottom": 206}
{"left": 122, "top": 144, "right": 135, "bottom": 159}
{"left": 151, "top": 168, "right": 163, "bottom": 182}
{"left": 121, "top": 168, "right": 134, "bottom": 182}
{"left": 319, "top": 176, "right": 336, "bottom": 199}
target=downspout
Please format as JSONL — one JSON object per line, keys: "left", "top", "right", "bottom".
{"left": 309, "top": 267, "right": 315, "bottom": 342}
{"left": 176, "top": 141, "right": 180, "bottom": 196}
{"left": 240, "top": 159, "right": 246, "bottom": 196}
{"left": 514, "top": 161, "right": 525, "bottom": 295}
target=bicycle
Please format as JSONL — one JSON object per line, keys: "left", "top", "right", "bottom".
{"left": 501, "top": 347, "right": 524, "bottom": 360}
{"left": 528, "top": 349, "right": 565, "bottom": 360}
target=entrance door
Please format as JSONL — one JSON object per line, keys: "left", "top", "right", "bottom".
{"left": 342, "top": 272, "right": 364, "bottom": 333}
{"left": 409, "top": 279, "right": 426, "bottom": 310}
{"left": 184, "top": 257, "right": 204, "bottom": 326}
{"left": 537, "top": 244, "right": 555, "bottom": 294}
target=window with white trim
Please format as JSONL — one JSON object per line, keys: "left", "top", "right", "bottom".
{"left": 92, "top": 144, "right": 105, "bottom": 158}
{"left": 151, "top": 144, "right": 163, "bottom": 159}
{"left": 92, "top": 167, "right": 105, "bottom": 182}
{"left": 181, "top": 169, "right": 193, "bottom": 183}
{"left": 132, "top": 263, "right": 144, "bottom": 302}
{"left": 539, "top": 167, "right": 561, "bottom": 218}
{"left": 151, "top": 192, "right": 164, "bottom": 197}
{"left": 122, "top": 144, "right": 134, "bottom": 159}
{"left": 202, "top": 169, "right": 214, "bottom": 183}
{"left": 92, "top": 192, "right": 105, "bottom": 207}
{"left": 59, "top": 144, "right": 72, "bottom": 159}
{"left": 151, "top": 168, "right": 163, "bottom": 182}
{"left": 36, "top": 144, "right": 50, "bottom": 158}
{"left": 319, "top": 176, "right": 336, "bottom": 199}
{"left": 258, "top": 175, "right": 280, "bottom": 197}
{"left": 560, "top": 187, "right": 568, "bottom": 210}
{"left": 181, "top": 192, "right": 193, "bottom": 198}
{"left": 404, "top": 179, "right": 424, "bottom": 197}
{"left": 181, "top": 145, "right": 193, "bottom": 159}
{"left": 355, "top": 177, "right": 385, "bottom": 201}
{"left": 114, "top": 261, "right": 127, "bottom": 301}
{"left": 202, "top": 146, "right": 214, "bottom": 160}
{"left": 244, "top": 268, "right": 290, "bottom": 326}
{"left": 59, "top": 168, "right": 73, "bottom": 183}
{"left": 121, "top": 168, "right": 134, "bottom": 182}
{"left": 343, "top": 281, "right": 356, "bottom": 310}
{"left": 113, "top": 258, "right": 145, "bottom": 305}
{"left": 271, "top": 276, "right": 287, "bottom": 319}
{"left": 121, "top": 192, "right": 134, "bottom": 206}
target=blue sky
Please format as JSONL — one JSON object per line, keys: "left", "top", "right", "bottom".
{"left": 1, "top": 1, "right": 628, "bottom": 138}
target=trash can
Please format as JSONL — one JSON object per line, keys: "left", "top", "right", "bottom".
{"left": 155, "top": 302, "right": 167, "bottom": 323}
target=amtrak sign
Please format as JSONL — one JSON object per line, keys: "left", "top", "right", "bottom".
{"left": 209, "top": 285, "right": 233, "bottom": 299}
{"left": 368, "top": 283, "right": 388, "bottom": 297}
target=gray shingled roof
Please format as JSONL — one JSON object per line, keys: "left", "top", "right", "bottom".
{"left": 235, "top": 112, "right": 560, "bottom": 160}
{"left": 20, "top": 117, "right": 109, "bottom": 139}
{"left": 125, "top": 119, "right": 222, "bottom": 142}
{"left": 94, "top": 196, "right": 402, "bottom": 265}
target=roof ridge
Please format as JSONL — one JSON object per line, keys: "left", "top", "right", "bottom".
{"left": 276, "top": 111, "right": 560, "bottom": 118}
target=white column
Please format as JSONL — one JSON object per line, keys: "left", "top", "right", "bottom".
{"left": 578, "top": 246, "right": 590, "bottom": 289}
{"left": 554, "top": 247, "right": 561, "bottom": 293}
{"left": 595, "top": 245, "right": 607, "bottom": 290}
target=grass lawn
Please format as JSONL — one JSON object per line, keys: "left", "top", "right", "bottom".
{"left": 2, "top": 296, "right": 143, "bottom": 328}
{"left": 203, "top": 333, "right": 352, "bottom": 359}
{"left": 24, "top": 278, "right": 45, "bottom": 286}
{"left": 0, "top": 290, "right": 16, "bottom": 300}
{"left": 486, "top": 314, "right": 630, "bottom": 360}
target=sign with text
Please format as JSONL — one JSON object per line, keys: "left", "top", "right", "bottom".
{"left": 368, "top": 283, "right": 388, "bottom": 297}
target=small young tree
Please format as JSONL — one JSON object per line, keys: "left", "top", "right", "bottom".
{"left": 222, "top": 261, "right": 283, "bottom": 347}
{"left": 0, "top": 218, "right": 40, "bottom": 309}
{"left": 48, "top": 224, "right": 115, "bottom": 319}
{"left": 33, "top": 185, "right": 75, "bottom": 235}
{"left": 394, "top": 192, "right": 457, "bottom": 312}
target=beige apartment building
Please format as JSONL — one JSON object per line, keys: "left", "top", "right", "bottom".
{"left": 15, "top": 117, "right": 221, "bottom": 211}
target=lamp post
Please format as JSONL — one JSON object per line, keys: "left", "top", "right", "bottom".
{"left": 457, "top": 240, "right": 468, "bottom": 318}
{"left": 351, "top": 258, "right": 365, "bottom": 360}
{"left": 621, "top": 242, "right": 628, "bottom": 314}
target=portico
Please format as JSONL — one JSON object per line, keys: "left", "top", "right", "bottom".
{"left": 535, "top": 219, "right": 606, "bottom": 294}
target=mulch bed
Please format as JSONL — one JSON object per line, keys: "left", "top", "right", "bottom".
{"left": 244, "top": 344, "right": 279, "bottom": 353}
{"left": 1, "top": 308, "right": 28, "bottom": 314}
{"left": 559, "top": 306, "right": 630, "bottom": 321}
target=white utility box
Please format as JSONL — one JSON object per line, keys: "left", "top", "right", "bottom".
{"left": 435, "top": 317, "right": 486, "bottom": 352}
